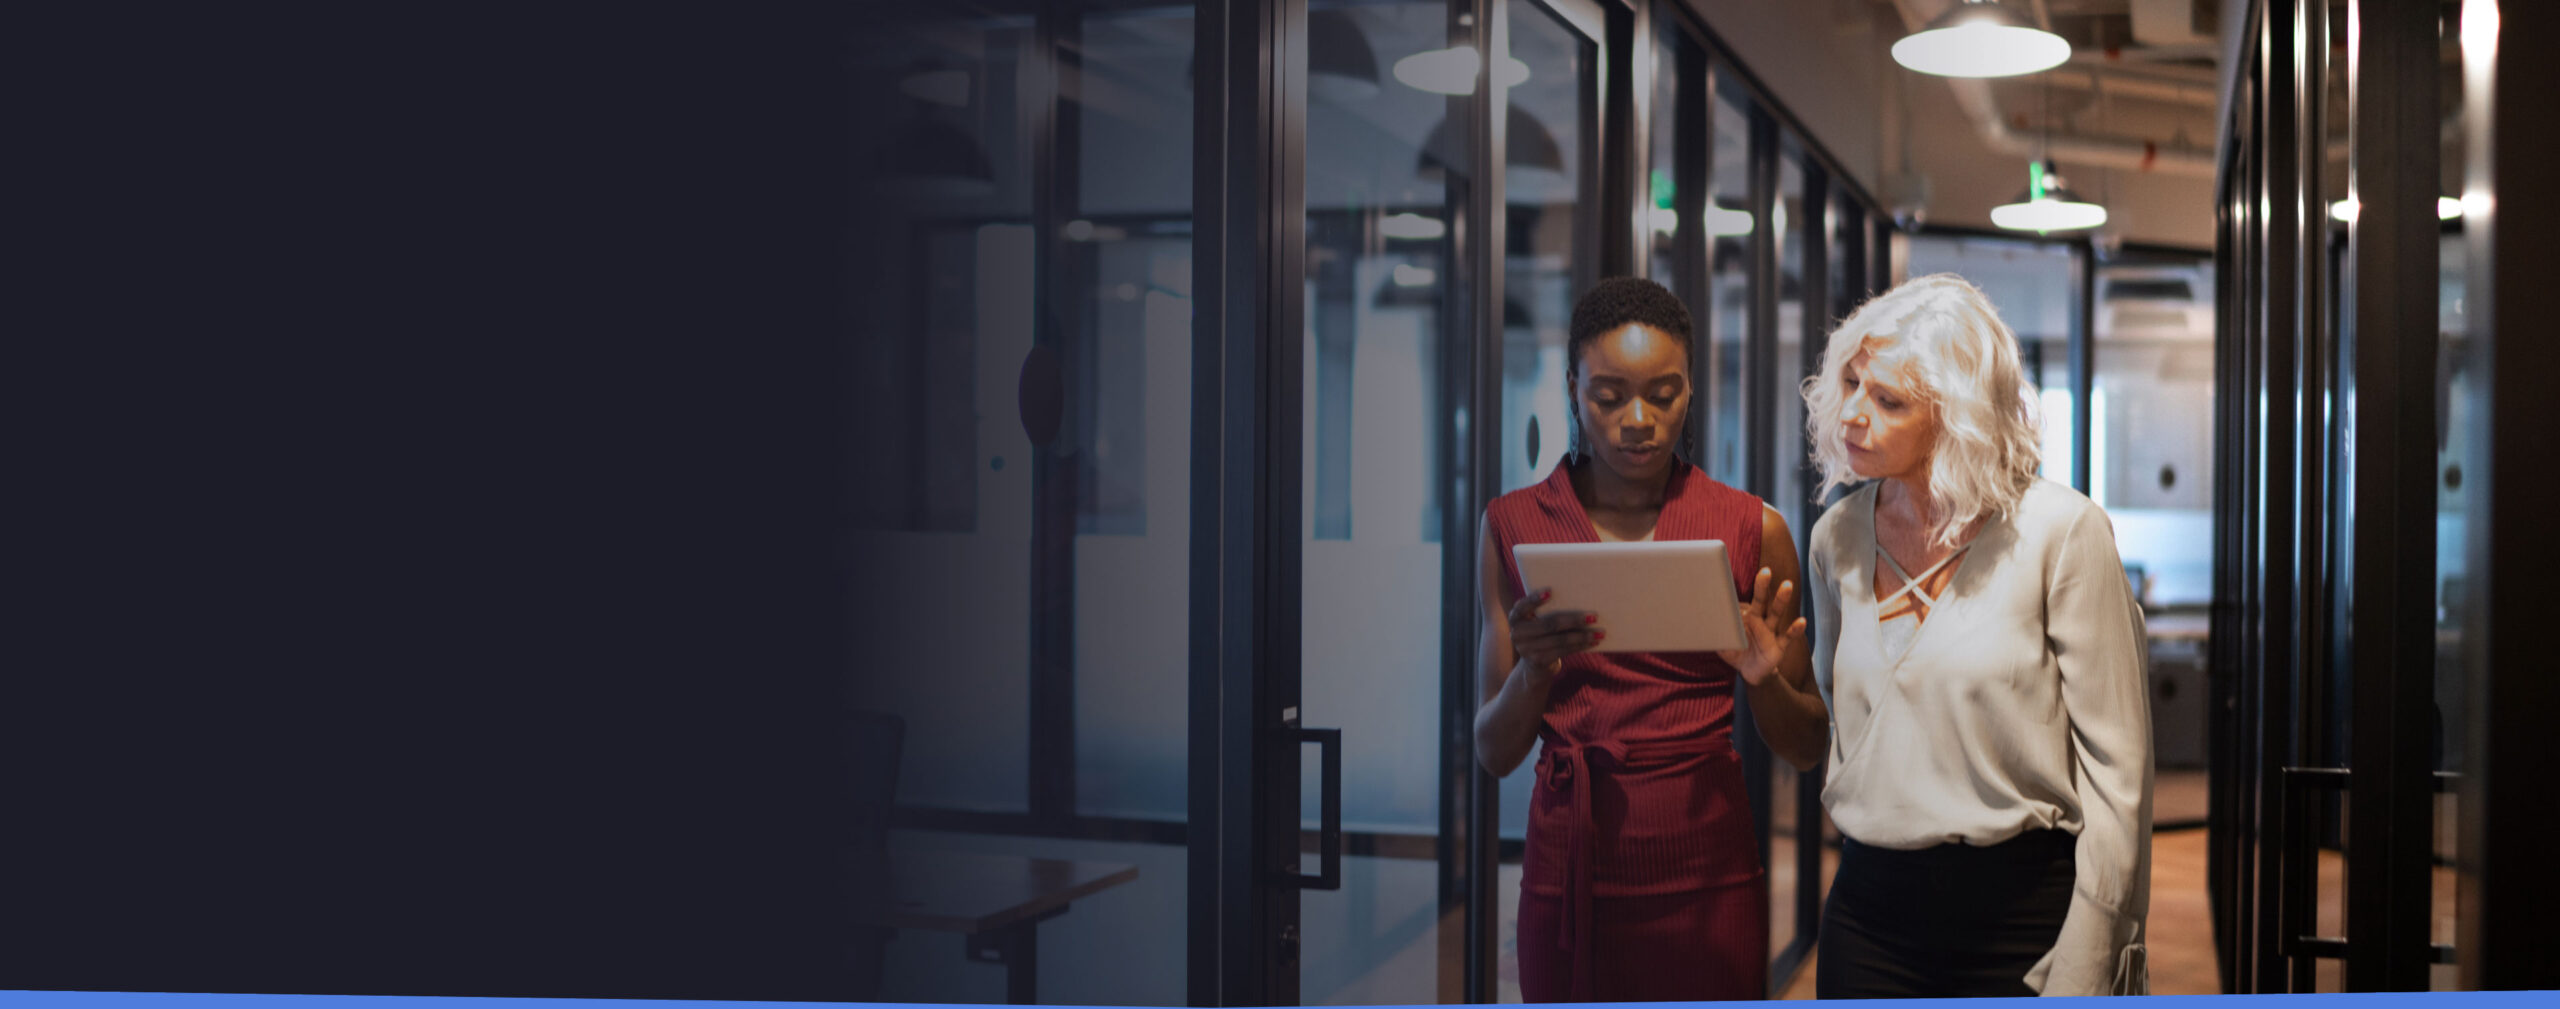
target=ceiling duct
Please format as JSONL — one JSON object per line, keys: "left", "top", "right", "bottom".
{"left": 1891, "top": 0, "right": 2219, "bottom": 178}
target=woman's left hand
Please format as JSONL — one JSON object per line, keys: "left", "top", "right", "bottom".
{"left": 1718, "top": 567, "right": 1807, "bottom": 687}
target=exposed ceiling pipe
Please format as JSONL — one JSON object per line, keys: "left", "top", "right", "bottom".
{"left": 2086, "top": 43, "right": 2223, "bottom": 64}
{"left": 1947, "top": 74, "right": 2216, "bottom": 176}
{"left": 2066, "top": 51, "right": 2219, "bottom": 85}
{"left": 2046, "top": 66, "right": 2219, "bottom": 108}
{"left": 1891, "top": 0, "right": 2218, "bottom": 177}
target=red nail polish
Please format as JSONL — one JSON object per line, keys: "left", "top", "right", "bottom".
{"left": 1583, "top": 614, "right": 1598, "bottom": 625}
{"left": 1593, "top": 630, "right": 1606, "bottom": 642}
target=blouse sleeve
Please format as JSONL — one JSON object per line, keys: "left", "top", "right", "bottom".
{"left": 2024, "top": 505, "right": 2155, "bottom": 996}
{"left": 1807, "top": 515, "right": 1842, "bottom": 712}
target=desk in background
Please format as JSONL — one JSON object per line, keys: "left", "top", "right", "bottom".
{"left": 2146, "top": 610, "right": 2211, "bottom": 771}
{"left": 863, "top": 849, "right": 1138, "bottom": 1004}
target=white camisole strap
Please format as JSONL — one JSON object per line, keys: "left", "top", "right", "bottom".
{"left": 1876, "top": 530, "right": 1971, "bottom": 613}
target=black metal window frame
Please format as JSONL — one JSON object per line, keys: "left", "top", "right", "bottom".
{"left": 2200, "top": 0, "right": 2559, "bottom": 993}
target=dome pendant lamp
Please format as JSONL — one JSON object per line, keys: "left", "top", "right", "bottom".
{"left": 1892, "top": 1, "right": 2071, "bottom": 78}
{"left": 1992, "top": 160, "right": 2107, "bottom": 233}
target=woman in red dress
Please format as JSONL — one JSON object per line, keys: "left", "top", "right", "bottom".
{"left": 1475, "top": 278, "right": 1831, "bottom": 1002}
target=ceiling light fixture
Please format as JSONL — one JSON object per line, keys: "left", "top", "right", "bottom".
{"left": 1892, "top": 1, "right": 2071, "bottom": 79}
{"left": 1992, "top": 160, "right": 2108, "bottom": 233}
{"left": 1380, "top": 213, "right": 1446, "bottom": 240}
{"left": 1706, "top": 205, "right": 1757, "bottom": 236}
{"left": 1393, "top": 46, "right": 1530, "bottom": 96}
{"left": 1645, "top": 206, "right": 1757, "bottom": 236}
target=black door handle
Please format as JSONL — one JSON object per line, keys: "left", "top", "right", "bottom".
{"left": 1296, "top": 727, "right": 1342, "bottom": 891}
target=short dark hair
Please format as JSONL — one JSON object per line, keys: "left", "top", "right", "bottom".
{"left": 1567, "top": 276, "right": 1692, "bottom": 377}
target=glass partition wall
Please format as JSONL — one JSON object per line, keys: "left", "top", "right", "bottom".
{"left": 2209, "top": 0, "right": 2557, "bottom": 993}
{"left": 854, "top": 0, "right": 1899, "bottom": 1002}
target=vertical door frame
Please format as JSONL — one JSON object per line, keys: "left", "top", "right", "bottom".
{"left": 1731, "top": 100, "right": 1780, "bottom": 884}
{"left": 2205, "top": 0, "right": 2539, "bottom": 991}
{"left": 1456, "top": 0, "right": 1509, "bottom": 999}
{"left": 2458, "top": 0, "right": 2560, "bottom": 990}
{"left": 2341, "top": 0, "right": 2440, "bottom": 988}
{"left": 1189, "top": 0, "right": 1306, "bottom": 1000}
{"left": 2071, "top": 240, "right": 2095, "bottom": 496}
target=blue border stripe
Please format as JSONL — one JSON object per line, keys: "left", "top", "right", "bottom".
{"left": 7, "top": 996, "right": 2556, "bottom": 1009}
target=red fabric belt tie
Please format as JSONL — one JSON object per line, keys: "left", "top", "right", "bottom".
{"left": 1543, "top": 737, "right": 1728, "bottom": 1003}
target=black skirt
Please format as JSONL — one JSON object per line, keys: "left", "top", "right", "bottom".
{"left": 1815, "top": 828, "right": 2078, "bottom": 998}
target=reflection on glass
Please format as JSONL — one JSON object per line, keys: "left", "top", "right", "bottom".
{"left": 2429, "top": 12, "right": 2470, "bottom": 989}
{"left": 1829, "top": 193, "right": 1856, "bottom": 325}
{"left": 1771, "top": 151, "right": 1808, "bottom": 513}
{"left": 1708, "top": 76, "right": 1752, "bottom": 489}
{"left": 852, "top": 5, "right": 1197, "bottom": 1004}
{"left": 1496, "top": 3, "right": 1588, "bottom": 498}
{"left": 1065, "top": 3, "right": 1197, "bottom": 824}
{"left": 1496, "top": 0, "right": 1595, "bottom": 854}
{"left": 1646, "top": 16, "right": 1687, "bottom": 286}
{"left": 1300, "top": 3, "right": 1463, "bottom": 1004}
{"left": 2428, "top": 233, "right": 2467, "bottom": 989}
{"left": 1764, "top": 145, "right": 1810, "bottom": 964}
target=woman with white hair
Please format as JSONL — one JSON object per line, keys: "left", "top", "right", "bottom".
{"left": 1800, "top": 273, "right": 2152, "bottom": 997}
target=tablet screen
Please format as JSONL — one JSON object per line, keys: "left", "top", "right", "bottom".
{"left": 1512, "top": 540, "right": 1747, "bottom": 654}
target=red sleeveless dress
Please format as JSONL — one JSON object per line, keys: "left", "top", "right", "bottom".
{"left": 1486, "top": 462, "right": 1770, "bottom": 1002}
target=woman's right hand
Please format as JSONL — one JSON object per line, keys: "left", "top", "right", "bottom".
{"left": 1507, "top": 588, "right": 1599, "bottom": 685}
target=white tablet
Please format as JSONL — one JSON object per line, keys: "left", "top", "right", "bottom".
{"left": 1512, "top": 540, "right": 1747, "bottom": 654}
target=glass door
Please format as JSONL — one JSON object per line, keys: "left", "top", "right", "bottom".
{"left": 1485, "top": 0, "right": 1604, "bottom": 998}
{"left": 2207, "top": 0, "right": 2467, "bottom": 992}
{"left": 1288, "top": 0, "right": 1480, "bottom": 1003}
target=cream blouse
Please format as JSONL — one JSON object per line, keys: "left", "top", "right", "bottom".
{"left": 1808, "top": 478, "right": 2154, "bottom": 996}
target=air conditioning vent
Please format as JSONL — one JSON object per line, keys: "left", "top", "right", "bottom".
{"left": 2106, "top": 278, "right": 2195, "bottom": 301}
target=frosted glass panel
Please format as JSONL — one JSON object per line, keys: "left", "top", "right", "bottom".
{"left": 1497, "top": 2, "right": 1590, "bottom": 497}
{"left": 1076, "top": 243, "right": 1195, "bottom": 820}
{"left": 1295, "top": 0, "right": 1472, "bottom": 998}
{"left": 1492, "top": 0, "right": 1598, "bottom": 844}
{"left": 1707, "top": 77, "right": 1752, "bottom": 491}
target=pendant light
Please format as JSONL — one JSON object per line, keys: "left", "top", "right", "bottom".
{"left": 1992, "top": 159, "right": 2107, "bottom": 232}
{"left": 1392, "top": 45, "right": 1530, "bottom": 96}
{"left": 1992, "top": 74, "right": 2104, "bottom": 233}
{"left": 1892, "top": 1, "right": 2070, "bottom": 78}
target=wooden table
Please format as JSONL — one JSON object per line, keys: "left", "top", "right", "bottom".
{"left": 857, "top": 849, "right": 1139, "bottom": 1004}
